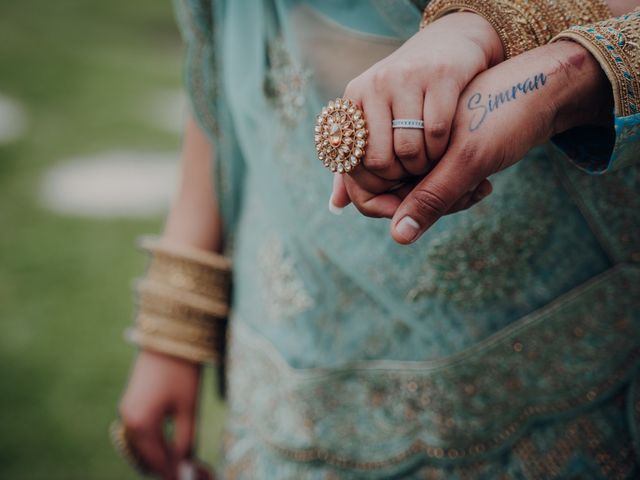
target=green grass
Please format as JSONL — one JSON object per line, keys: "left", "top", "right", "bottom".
{"left": 0, "top": 1, "right": 225, "bottom": 478}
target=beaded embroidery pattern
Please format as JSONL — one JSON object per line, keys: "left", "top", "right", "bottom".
{"left": 264, "top": 37, "right": 311, "bottom": 126}
{"left": 226, "top": 264, "right": 640, "bottom": 473}
{"left": 258, "top": 236, "right": 315, "bottom": 322}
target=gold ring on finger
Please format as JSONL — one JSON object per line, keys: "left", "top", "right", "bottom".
{"left": 314, "top": 97, "right": 368, "bottom": 174}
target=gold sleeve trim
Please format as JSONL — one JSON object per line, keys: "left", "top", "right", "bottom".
{"left": 552, "top": 9, "right": 640, "bottom": 118}
{"left": 421, "top": 0, "right": 611, "bottom": 59}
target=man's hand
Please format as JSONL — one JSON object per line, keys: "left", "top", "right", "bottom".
{"left": 386, "top": 40, "right": 612, "bottom": 243}
{"left": 330, "top": 12, "right": 504, "bottom": 217}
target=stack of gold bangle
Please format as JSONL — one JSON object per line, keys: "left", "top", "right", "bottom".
{"left": 421, "top": 0, "right": 611, "bottom": 59}
{"left": 126, "top": 237, "right": 231, "bottom": 364}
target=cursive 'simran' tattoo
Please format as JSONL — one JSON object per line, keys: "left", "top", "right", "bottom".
{"left": 467, "top": 72, "right": 547, "bottom": 132}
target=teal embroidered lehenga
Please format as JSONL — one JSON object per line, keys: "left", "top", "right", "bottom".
{"left": 174, "top": 0, "right": 640, "bottom": 477}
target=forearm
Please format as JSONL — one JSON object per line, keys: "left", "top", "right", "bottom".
{"left": 163, "top": 114, "right": 223, "bottom": 253}
{"left": 128, "top": 114, "right": 230, "bottom": 365}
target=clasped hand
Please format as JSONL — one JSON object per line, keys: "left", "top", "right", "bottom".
{"left": 331, "top": 12, "right": 612, "bottom": 244}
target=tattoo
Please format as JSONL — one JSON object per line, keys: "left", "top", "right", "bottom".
{"left": 467, "top": 72, "right": 548, "bottom": 132}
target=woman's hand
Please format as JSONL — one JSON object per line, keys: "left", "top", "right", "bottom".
{"left": 119, "top": 351, "right": 212, "bottom": 479}
{"left": 330, "top": 11, "right": 504, "bottom": 217}
{"left": 117, "top": 116, "right": 220, "bottom": 479}
{"left": 385, "top": 40, "right": 613, "bottom": 243}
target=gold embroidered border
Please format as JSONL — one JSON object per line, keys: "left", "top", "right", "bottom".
{"left": 421, "top": 0, "right": 611, "bottom": 59}
{"left": 261, "top": 348, "right": 640, "bottom": 469}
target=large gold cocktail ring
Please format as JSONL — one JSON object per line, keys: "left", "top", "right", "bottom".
{"left": 314, "top": 97, "right": 368, "bottom": 174}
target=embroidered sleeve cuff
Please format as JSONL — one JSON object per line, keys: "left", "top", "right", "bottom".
{"left": 551, "top": 9, "right": 640, "bottom": 173}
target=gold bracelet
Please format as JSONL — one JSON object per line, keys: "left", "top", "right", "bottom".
{"left": 126, "top": 236, "right": 232, "bottom": 364}
{"left": 139, "top": 236, "right": 232, "bottom": 271}
{"left": 421, "top": 0, "right": 611, "bottom": 59}
{"left": 126, "top": 327, "right": 223, "bottom": 363}
{"left": 141, "top": 236, "right": 231, "bottom": 303}
{"left": 134, "top": 279, "right": 230, "bottom": 320}
{"left": 135, "top": 313, "right": 225, "bottom": 345}
{"left": 146, "top": 257, "right": 230, "bottom": 304}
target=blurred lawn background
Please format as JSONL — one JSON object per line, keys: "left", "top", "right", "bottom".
{"left": 0, "top": 0, "right": 225, "bottom": 478}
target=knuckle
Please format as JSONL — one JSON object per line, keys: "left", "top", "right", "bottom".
{"left": 344, "top": 78, "right": 362, "bottom": 98}
{"left": 343, "top": 178, "right": 369, "bottom": 205}
{"left": 371, "top": 68, "right": 392, "bottom": 91}
{"left": 344, "top": 180, "right": 383, "bottom": 218}
{"left": 119, "top": 408, "right": 153, "bottom": 435}
{"left": 456, "top": 141, "right": 483, "bottom": 170}
{"left": 363, "top": 153, "right": 392, "bottom": 172}
{"left": 450, "top": 139, "right": 493, "bottom": 177}
{"left": 394, "top": 61, "right": 415, "bottom": 83}
{"left": 352, "top": 199, "right": 383, "bottom": 218}
{"left": 429, "top": 58, "right": 454, "bottom": 79}
{"left": 394, "top": 137, "right": 422, "bottom": 159}
{"left": 411, "top": 187, "right": 449, "bottom": 219}
{"left": 425, "top": 121, "right": 449, "bottom": 140}
{"left": 362, "top": 146, "right": 393, "bottom": 171}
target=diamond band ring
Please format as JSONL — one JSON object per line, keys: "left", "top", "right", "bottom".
{"left": 314, "top": 97, "right": 368, "bottom": 174}
{"left": 392, "top": 119, "right": 424, "bottom": 129}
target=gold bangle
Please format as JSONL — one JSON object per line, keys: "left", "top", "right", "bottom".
{"left": 420, "top": 0, "right": 611, "bottom": 59}
{"left": 134, "top": 313, "right": 226, "bottom": 345}
{"left": 134, "top": 279, "right": 230, "bottom": 319}
{"left": 142, "top": 236, "right": 231, "bottom": 304}
{"left": 146, "top": 253, "right": 231, "bottom": 303}
{"left": 126, "top": 236, "right": 232, "bottom": 364}
{"left": 139, "top": 236, "right": 232, "bottom": 271}
{"left": 126, "top": 327, "right": 223, "bottom": 364}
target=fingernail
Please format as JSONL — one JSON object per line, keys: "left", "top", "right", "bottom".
{"left": 178, "top": 461, "right": 196, "bottom": 480}
{"left": 328, "top": 196, "right": 344, "bottom": 216}
{"left": 396, "top": 216, "right": 420, "bottom": 243}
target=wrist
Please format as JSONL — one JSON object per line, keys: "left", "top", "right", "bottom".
{"left": 466, "top": 12, "right": 506, "bottom": 66}
{"left": 439, "top": 12, "right": 505, "bottom": 66}
{"left": 126, "top": 236, "right": 232, "bottom": 366}
{"left": 548, "top": 41, "right": 613, "bottom": 135}
{"left": 139, "top": 349, "right": 203, "bottom": 370}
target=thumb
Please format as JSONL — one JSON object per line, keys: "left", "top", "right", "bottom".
{"left": 390, "top": 154, "right": 481, "bottom": 244}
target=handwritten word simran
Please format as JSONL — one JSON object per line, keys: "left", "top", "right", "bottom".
{"left": 467, "top": 72, "right": 548, "bottom": 132}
